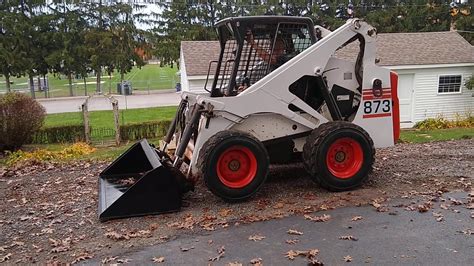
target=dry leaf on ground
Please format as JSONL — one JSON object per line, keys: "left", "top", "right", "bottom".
{"left": 343, "top": 255, "right": 353, "bottom": 262}
{"left": 152, "top": 256, "right": 165, "bottom": 263}
{"left": 351, "top": 216, "right": 363, "bottom": 221}
{"left": 304, "top": 214, "right": 331, "bottom": 222}
{"left": 339, "top": 235, "right": 358, "bottom": 241}
{"left": 248, "top": 234, "right": 265, "bottom": 241}
{"left": 101, "top": 256, "right": 117, "bottom": 264}
{"left": 71, "top": 253, "right": 93, "bottom": 264}
{"left": 0, "top": 253, "right": 12, "bottom": 263}
{"left": 250, "top": 257, "right": 263, "bottom": 265}
{"left": 180, "top": 246, "right": 195, "bottom": 252}
{"left": 285, "top": 239, "right": 299, "bottom": 245}
{"left": 287, "top": 229, "right": 303, "bottom": 235}
{"left": 226, "top": 262, "right": 242, "bottom": 266}
{"left": 209, "top": 246, "right": 225, "bottom": 262}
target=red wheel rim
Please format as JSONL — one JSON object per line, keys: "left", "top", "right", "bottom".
{"left": 326, "top": 137, "right": 364, "bottom": 179}
{"left": 216, "top": 145, "right": 257, "bottom": 189}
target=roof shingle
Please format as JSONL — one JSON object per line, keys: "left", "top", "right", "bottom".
{"left": 181, "top": 31, "right": 474, "bottom": 76}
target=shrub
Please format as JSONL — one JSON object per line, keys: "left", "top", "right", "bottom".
{"left": 31, "top": 125, "right": 85, "bottom": 144}
{"left": 0, "top": 92, "right": 46, "bottom": 151}
{"left": 5, "top": 142, "right": 96, "bottom": 167}
{"left": 414, "top": 114, "right": 474, "bottom": 130}
{"left": 120, "top": 120, "right": 171, "bottom": 141}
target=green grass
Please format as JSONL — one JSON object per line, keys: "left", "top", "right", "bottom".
{"left": 44, "top": 106, "right": 177, "bottom": 129}
{"left": 400, "top": 127, "right": 473, "bottom": 143}
{"left": 0, "top": 64, "right": 179, "bottom": 98}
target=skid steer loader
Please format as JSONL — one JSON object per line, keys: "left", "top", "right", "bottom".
{"left": 98, "top": 16, "right": 400, "bottom": 221}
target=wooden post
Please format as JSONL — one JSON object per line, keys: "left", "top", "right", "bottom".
{"left": 82, "top": 98, "right": 91, "bottom": 144}
{"left": 112, "top": 99, "right": 121, "bottom": 146}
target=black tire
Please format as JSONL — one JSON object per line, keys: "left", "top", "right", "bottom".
{"left": 198, "top": 130, "right": 269, "bottom": 201}
{"left": 302, "top": 122, "right": 375, "bottom": 191}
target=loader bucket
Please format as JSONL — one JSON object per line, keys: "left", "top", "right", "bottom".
{"left": 98, "top": 139, "right": 182, "bottom": 222}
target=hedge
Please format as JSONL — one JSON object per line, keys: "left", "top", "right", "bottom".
{"left": 31, "top": 125, "right": 85, "bottom": 144}
{"left": 120, "top": 120, "right": 172, "bottom": 141}
{"left": 29, "top": 120, "right": 172, "bottom": 144}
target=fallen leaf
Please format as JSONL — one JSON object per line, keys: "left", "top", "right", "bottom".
{"left": 343, "top": 255, "right": 353, "bottom": 262}
{"left": 101, "top": 256, "right": 117, "bottom": 263}
{"left": 285, "top": 250, "right": 303, "bottom": 260}
{"left": 285, "top": 249, "right": 320, "bottom": 261}
{"left": 226, "top": 262, "right": 242, "bottom": 266}
{"left": 285, "top": 239, "right": 299, "bottom": 245}
{"left": 449, "top": 197, "right": 463, "bottom": 205}
{"left": 152, "top": 256, "right": 165, "bottom": 263}
{"left": 351, "top": 216, "right": 363, "bottom": 221}
{"left": 339, "top": 235, "right": 358, "bottom": 241}
{"left": 250, "top": 257, "right": 263, "bottom": 265}
{"left": 218, "top": 208, "right": 233, "bottom": 217}
{"left": 180, "top": 246, "right": 195, "bottom": 252}
{"left": 308, "top": 257, "right": 324, "bottom": 265}
{"left": 116, "top": 258, "right": 131, "bottom": 263}
{"left": 149, "top": 223, "right": 159, "bottom": 231}
{"left": 417, "top": 202, "right": 432, "bottom": 213}
{"left": 304, "top": 214, "right": 331, "bottom": 222}
{"left": 458, "top": 229, "right": 473, "bottom": 235}
{"left": 287, "top": 229, "right": 303, "bottom": 235}
{"left": 71, "top": 253, "right": 93, "bottom": 264}
{"left": 104, "top": 231, "right": 130, "bottom": 241}
{"left": 209, "top": 246, "right": 225, "bottom": 262}
{"left": 0, "top": 253, "right": 12, "bottom": 263}
{"left": 466, "top": 203, "right": 474, "bottom": 210}
{"left": 248, "top": 234, "right": 265, "bottom": 241}
{"left": 440, "top": 204, "right": 449, "bottom": 210}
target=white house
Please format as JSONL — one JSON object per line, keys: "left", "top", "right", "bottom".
{"left": 180, "top": 31, "right": 474, "bottom": 124}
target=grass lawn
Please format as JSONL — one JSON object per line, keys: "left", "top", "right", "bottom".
{"left": 0, "top": 64, "right": 179, "bottom": 98}
{"left": 44, "top": 106, "right": 177, "bottom": 129}
{"left": 399, "top": 127, "right": 474, "bottom": 143}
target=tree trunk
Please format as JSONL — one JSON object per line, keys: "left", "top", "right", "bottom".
{"left": 68, "top": 72, "right": 74, "bottom": 96}
{"left": 29, "top": 74, "right": 35, "bottom": 99}
{"left": 5, "top": 74, "right": 11, "bottom": 92}
{"left": 120, "top": 72, "right": 124, "bottom": 83}
{"left": 112, "top": 100, "right": 120, "bottom": 146}
{"left": 84, "top": 76, "right": 87, "bottom": 96}
{"left": 82, "top": 99, "right": 91, "bottom": 144}
{"left": 96, "top": 69, "right": 101, "bottom": 93}
{"left": 37, "top": 76, "right": 41, "bottom": 91}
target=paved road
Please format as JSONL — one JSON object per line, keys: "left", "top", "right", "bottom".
{"left": 37, "top": 91, "right": 181, "bottom": 114}
{"left": 94, "top": 191, "right": 473, "bottom": 265}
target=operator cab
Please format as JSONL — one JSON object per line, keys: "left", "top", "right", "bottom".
{"left": 205, "top": 16, "right": 316, "bottom": 97}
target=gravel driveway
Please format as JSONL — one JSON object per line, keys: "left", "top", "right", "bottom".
{"left": 0, "top": 139, "right": 472, "bottom": 263}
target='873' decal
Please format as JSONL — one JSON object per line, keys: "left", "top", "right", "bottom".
{"left": 362, "top": 88, "right": 393, "bottom": 119}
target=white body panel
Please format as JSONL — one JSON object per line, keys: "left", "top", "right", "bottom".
{"left": 176, "top": 19, "right": 397, "bottom": 176}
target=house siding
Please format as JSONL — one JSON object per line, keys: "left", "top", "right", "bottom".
{"left": 188, "top": 77, "right": 213, "bottom": 93}
{"left": 179, "top": 49, "right": 190, "bottom": 92}
{"left": 395, "top": 66, "right": 474, "bottom": 123}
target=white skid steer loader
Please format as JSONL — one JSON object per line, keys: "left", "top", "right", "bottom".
{"left": 98, "top": 16, "right": 400, "bottom": 221}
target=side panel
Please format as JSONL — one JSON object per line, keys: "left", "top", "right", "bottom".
{"left": 231, "top": 113, "right": 311, "bottom": 141}
{"left": 352, "top": 66, "right": 395, "bottom": 148}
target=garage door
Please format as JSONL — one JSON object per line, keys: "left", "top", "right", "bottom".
{"left": 397, "top": 74, "right": 414, "bottom": 122}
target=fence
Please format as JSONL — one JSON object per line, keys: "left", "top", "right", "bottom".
{"left": 0, "top": 67, "right": 178, "bottom": 99}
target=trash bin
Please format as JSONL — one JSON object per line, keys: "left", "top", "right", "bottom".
{"left": 175, "top": 82, "right": 181, "bottom": 92}
{"left": 117, "top": 81, "right": 133, "bottom": 95}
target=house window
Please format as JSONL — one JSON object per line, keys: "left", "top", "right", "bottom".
{"left": 438, "top": 75, "right": 462, "bottom": 93}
